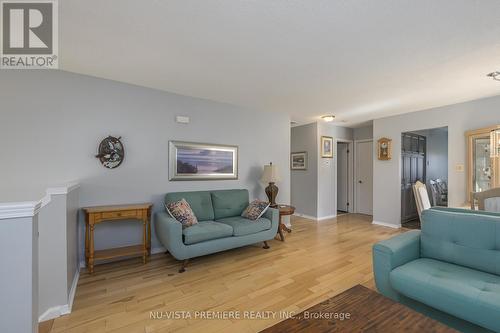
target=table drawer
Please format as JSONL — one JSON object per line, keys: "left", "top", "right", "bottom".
{"left": 101, "top": 210, "right": 138, "bottom": 220}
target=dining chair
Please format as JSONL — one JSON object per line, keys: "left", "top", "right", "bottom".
{"left": 413, "top": 180, "right": 432, "bottom": 221}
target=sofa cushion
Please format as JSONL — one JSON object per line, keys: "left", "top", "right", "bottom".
{"left": 241, "top": 200, "right": 270, "bottom": 220}
{"left": 211, "top": 189, "right": 249, "bottom": 220}
{"left": 182, "top": 221, "right": 233, "bottom": 245}
{"left": 216, "top": 216, "right": 272, "bottom": 236}
{"left": 421, "top": 209, "right": 500, "bottom": 275}
{"left": 390, "top": 258, "right": 500, "bottom": 332}
{"left": 166, "top": 191, "right": 214, "bottom": 221}
{"left": 165, "top": 199, "right": 198, "bottom": 227}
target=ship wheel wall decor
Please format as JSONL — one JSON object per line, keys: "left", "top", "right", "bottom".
{"left": 95, "top": 136, "right": 124, "bottom": 169}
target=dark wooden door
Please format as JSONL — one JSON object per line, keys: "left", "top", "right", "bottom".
{"left": 401, "top": 133, "right": 426, "bottom": 223}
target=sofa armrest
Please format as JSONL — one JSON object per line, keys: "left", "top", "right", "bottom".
{"left": 264, "top": 207, "right": 279, "bottom": 234}
{"left": 372, "top": 230, "right": 421, "bottom": 301}
{"left": 154, "top": 212, "right": 186, "bottom": 259}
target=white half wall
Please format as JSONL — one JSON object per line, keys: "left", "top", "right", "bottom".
{"left": 373, "top": 94, "right": 500, "bottom": 226}
{"left": 0, "top": 70, "right": 291, "bottom": 265}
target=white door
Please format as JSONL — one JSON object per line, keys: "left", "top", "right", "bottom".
{"left": 337, "top": 142, "right": 349, "bottom": 212}
{"left": 356, "top": 141, "right": 373, "bottom": 215}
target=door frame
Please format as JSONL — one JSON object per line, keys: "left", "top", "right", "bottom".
{"left": 335, "top": 139, "right": 354, "bottom": 213}
{"left": 353, "top": 139, "right": 373, "bottom": 214}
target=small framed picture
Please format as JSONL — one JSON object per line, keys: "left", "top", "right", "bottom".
{"left": 291, "top": 152, "right": 307, "bottom": 170}
{"left": 377, "top": 137, "right": 392, "bottom": 160}
{"left": 321, "top": 136, "right": 334, "bottom": 158}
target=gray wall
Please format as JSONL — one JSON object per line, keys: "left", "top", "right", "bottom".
{"left": 66, "top": 189, "right": 79, "bottom": 297}
{"left": 353, "top": 125, "right": 373, "bottom": 141}
{"left": 290, "top": 123, "right": 318, "bottom": 217}
{"left": 317, "top": 123, "right": 353, "bottom": 218}
{"left": 38, "top": 195, "right": 67, "bottom": 316}
{"left": 0, "top": 70, "right": 291, "bottom": 263}
{"left": 373, "top": 94, "right": 500, "bottom": 226}
{"left": 0, "top": 215, "right": 38, "bottom": 333}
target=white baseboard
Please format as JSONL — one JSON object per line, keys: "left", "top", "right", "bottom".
{"left": 66, "top": 268, "right": 79, "bottom": 313}
{"left": 293, "top": 212, "right": 338, "bottom": 221}
{"left": 293, "top": 212, "right": 317, "bottom": 220}
{"left": 39, "top": 268, "right": 79, "bottom": 322}
{"left": 317, "top": 214, "right": 337, "bottom": 221}
{"left": 372, "top": 220, "right": 401, "bottom": 229}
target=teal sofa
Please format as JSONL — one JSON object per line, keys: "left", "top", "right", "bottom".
{"left": 155, "top": 189, "right": 279, "bottom": 272}
{"left": 373, "top": 207, "right": 500, "bottom": 333}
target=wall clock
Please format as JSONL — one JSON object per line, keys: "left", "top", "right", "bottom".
{"left": 95, "top": 136, "right": 124, "bottom": 169}
{"left": 377, "top": 137, "right": 392, "bottom": 160}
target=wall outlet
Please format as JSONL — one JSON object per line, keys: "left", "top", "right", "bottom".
{"left": 455, "top": 164, "right": 465, "bottom": 172}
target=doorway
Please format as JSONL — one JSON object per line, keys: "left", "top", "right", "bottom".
{"left": 337, "top": 141, "right": 350, "bottom": 213}
{"left": 401, "top": 132, "right": 426, "bottom": 225}
{"left": 355, "top": 140, "right": 373, "bottom": 215}
{"left": 401, "top": 127, "right": 448, "bottom": 228}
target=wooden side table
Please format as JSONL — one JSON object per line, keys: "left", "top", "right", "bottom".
{"left": 272, "top": 204, "right": 295, "bottom": 241}
{"left": 82, "top": 203, "right": 153, "bottom": 274}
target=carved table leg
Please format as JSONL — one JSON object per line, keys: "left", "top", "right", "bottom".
{"left": 142, "top": 220, "right": 147, "bottom": 264}
{"left": 85, "top": 215, "right": 89, "bottom": 267}
{"left": 146, "top": 208, "right": 152, "bottom": 255}
{"left": 89, "top": 224, "right": 95, "bottom": 274}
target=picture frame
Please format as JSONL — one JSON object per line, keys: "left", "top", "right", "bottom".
{"left": 377, "top": 137, "right": 392, "bottom": 160}
{"left": 321, "top": 136, "right": 334, "bottom": 158}
{"left": 291, "top": 151, "right": 307, "bottom": 170}
{"left": 169, "top": 141, "right": 238, "bottom": 180}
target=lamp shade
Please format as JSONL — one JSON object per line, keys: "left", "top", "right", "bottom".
{"left": 261, "top": 164, "right": 281, "bottom": 183}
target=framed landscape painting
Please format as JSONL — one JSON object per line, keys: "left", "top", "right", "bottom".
{"left": 291, "top": 152, "right": 307, "bottom": 170}
{"left": 169, "top": 141, "right": 238, "bottom": 180}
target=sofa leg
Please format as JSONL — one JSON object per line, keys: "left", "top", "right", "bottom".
{"left": 179, "top": 259, "right": 189, "bottom": 273}
{"left": 263, "top": 241, "right": 270, "bottom": 249}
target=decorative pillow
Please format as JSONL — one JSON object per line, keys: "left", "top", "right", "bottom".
{"left": 165, "top": 199, "right": 198, "bottom": 228}
{"left": 241, "top": 200, "right": 270, "bottom": 221}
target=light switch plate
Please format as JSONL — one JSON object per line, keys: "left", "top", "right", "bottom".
{"left": 455, "top": 164, "right": 465, "bottom": 172}
{"left": 175, "top": 116, "right": 190, "bottom": 124}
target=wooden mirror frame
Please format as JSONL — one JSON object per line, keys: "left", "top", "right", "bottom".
{"left": 465, "top": 125, "right": 500, "bottom": 202}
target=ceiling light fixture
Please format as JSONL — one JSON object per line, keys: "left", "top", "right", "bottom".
{"left": 322, "top": 115, "right": 335, "bottom": 122}
{"left": 487, "top": 71, "right": 500, "bottom": 81}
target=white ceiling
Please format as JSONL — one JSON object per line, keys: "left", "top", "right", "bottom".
{"left": 60, "top": 0, "right": 500, "bottom": 127}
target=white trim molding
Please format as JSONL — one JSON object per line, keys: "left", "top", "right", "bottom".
{"left": 293, "top": 212, "right": 317, "bottom": 220}
{"left": 317, "top": 214, "right": 337, "bottom": 221}
{"left": 0, "top": 201, "right": 42, "bottom": 220}
{"left": 38, "top": 268, "right": 79, "bottom": 322}
{"left": 372, "top": 220, "right": 401, "bottom": 229}
{"left": 41, "top": 182, "right": 80, "bottom": 207}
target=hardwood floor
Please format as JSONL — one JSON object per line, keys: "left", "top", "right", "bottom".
{"left": 45, "top": 214, "right": 403, "bottom": 333}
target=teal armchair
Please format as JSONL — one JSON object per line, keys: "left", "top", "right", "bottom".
{"left": 155, "top": 189, "right": 279, "bottom": 272}
{"left": 373, "top": 208, "right": 500, "bottom": 333}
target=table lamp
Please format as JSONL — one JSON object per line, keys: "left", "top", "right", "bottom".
{"left": 261, "top": 162, "right": 281, "bottom": 207}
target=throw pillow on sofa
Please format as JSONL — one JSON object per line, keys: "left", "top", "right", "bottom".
{"left": 241, "top": 200, "right": 270, "bottom": 220}
{"left": 165, "top": 198, "right": 198, "bottom": 227}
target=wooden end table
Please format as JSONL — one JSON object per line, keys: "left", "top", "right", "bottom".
{"left": 82, "top": 203, "right": 153, "bottom": 274}
{"left": 272, "top": 204, "right": 295, "bottom": 241}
